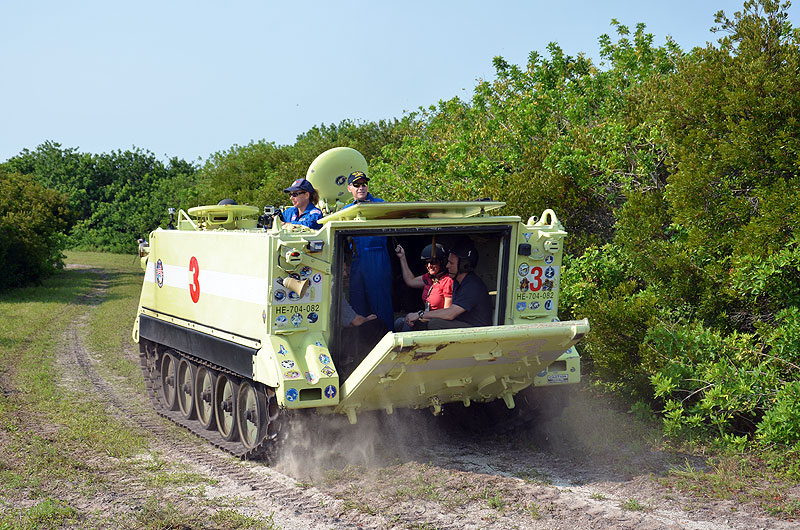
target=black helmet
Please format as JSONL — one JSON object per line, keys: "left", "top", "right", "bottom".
{"left": 217, "top": 198, "right": 238, "bottom": 205}
{"left": 421, "top": 243, "right": 447, "bottom": 269}
{"left": 449, "top": 237, "right": 478, "bottom": 273}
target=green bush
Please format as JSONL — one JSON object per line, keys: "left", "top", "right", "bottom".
{"left": 0, "top": 170, "right": 70, "bottom": 289}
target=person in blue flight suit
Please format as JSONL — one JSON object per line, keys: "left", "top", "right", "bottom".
{"left": 282, "top": 178, "right": 323, "bottom": 230}
{"left": 342, "top": 171, "right": 394, "bottom": 329}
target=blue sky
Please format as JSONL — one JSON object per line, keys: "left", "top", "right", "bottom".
{"left": 2, "top": 1, "right": 796, "bottom": 164}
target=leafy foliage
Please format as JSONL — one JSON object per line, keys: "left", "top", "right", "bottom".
{"left": 0, "top": 169, "right": 70, "bottom": 289}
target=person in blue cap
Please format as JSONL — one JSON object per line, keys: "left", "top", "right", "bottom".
{"left": 342, "top": 171, "right": 394, "bottom": 329}
{"left": 282, "top": 178, "right": 323, "bottom": 230}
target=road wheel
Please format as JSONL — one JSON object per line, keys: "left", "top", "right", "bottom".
{"left": 194, "top": 366, "right": 216, "bottom": 430}
{"left": 176, "top": 358, "right": 196, "bottom": 420}
{"left": 237, "top": 381, "right": 268, "bottom": 450}
{"left": 160, "top": 351, "right": 179, "bottom": 411}
{"left": 214, "top": 374, "right": 239, "bottom": 442}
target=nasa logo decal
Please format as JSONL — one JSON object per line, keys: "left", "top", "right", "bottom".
{"left": 286, "top": 388, "right": 298, "bottom": 402}
{"left": 274, "top": 289, "right": 286, "bottom": 302}
{"left": 155, "top": 259, "right": 164, "bottom": 288}
{"left": 318, "top": 354, "right": 330, "bottom": 364}
{"left": 516, "top": 302, "right": 526, "bottom": 312}
{"left": 281, "top": 360, "right": 295, "bottom": 368}
{"left": 321, "top": 365, "right": 335, "bottom": 377}
{"left": 324, "top": 385, "right": 337, "bottom": 399}
{"left": 545, "top": 254, "right": 554, "bottom": 265}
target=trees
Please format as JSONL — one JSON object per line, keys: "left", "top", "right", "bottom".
{"left": 0, "top": 169, "right": 70, "bottom": 289}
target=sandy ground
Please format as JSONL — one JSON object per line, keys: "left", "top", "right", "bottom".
{"left": 36, "top": 268, "right": 799, "bottom": 529}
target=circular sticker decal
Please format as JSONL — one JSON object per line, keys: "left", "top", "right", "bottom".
{"left": 291, "top": 313, "right": 303, "bottom": 326}
{"left": 308, "top": 312, "right": 318, "bottom": 323}
{"left": 274, "top": 289, "right": 286, "bottom": 302}
{"left": 545, "top": 266, "right": 555, "bottom": 279}
{"left": 300, "top": 266, "right": 312, "bottom": 277}
{"left": 274, "top": 315, "right": 288, "bottom": 327}
{"left": 313, "top": 273, "right": 322, "bottom": 283}
{"left": 289, "top": 291, "right": 300, "bottom": 300}
{"left": 545, "top": 300, "right": 553, "bottom": 310}
{"left": 281, "top": 360, "right": 295, "bottom": 368}
{"left": 325, "top": 385, "right": 337, "bottom": 399}
{"left": 284, "top": 370, "right": 301, "bottom": 379}
{"left": 155, "top": 259, "right": 164, "bottom": 288}
{"left": 319, "top": 354, "right": 330, "bottom": 364}
{"left": 518, "top": 263, "right": 529, "bottom": 277}
{"left": 286, "top": 388, "right": 298, "bottom": 402}
{"left": 335, "top": 175, "right": 346, "bottom": 186}
{"left": 545, "top": 254, "right": 554, "bottom": 265}
{"left": 532, "top": 301, "right": 541, "bottom": 310}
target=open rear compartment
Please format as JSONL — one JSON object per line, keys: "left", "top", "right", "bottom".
{"left": 329, "top": 223, "right": 513, "bottom": 379}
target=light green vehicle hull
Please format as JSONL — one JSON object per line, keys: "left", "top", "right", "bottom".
{"left": 132, "top": 149, "right": 588, "bottom": 458}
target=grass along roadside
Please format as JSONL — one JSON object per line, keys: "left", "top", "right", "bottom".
{"left": 0, "top": 252, "right": 276, "bottom": 530}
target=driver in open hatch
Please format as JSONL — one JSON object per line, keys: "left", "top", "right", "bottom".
{"left": 282, "top": 178, "right": 323, "bottom": 230}
{"left": 403, "top": 237, "right": 492, "bottom": 329}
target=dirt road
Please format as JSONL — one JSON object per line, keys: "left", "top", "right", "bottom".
{"left": 52, "top": 269, "right": 796, "bottom": 529}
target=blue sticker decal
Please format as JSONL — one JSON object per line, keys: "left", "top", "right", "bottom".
{"left": 523, "top": 232, "right": 532, "bottom": 242}
{"left": 274, "top": 289, "right": 286, "bottom": 302}
{"left": 532, "top": 301, "right": 541, "bottom": 310}
{"left": 544, "top": 300, "right": 553, "bottom": 310}
{"left": 291, "top": 313, "right": 303, "bottom": 327}
{"left": 537, "top": 370, "right": 547, "bottom": 377}
{"left": 281, "top": 360, "right": 295, "bottom": 368}
{"left": 325, "top": 385, "right": 337, "bottom": 399}
{"left": 518, "top": 263, "right": 529, "bottom": 277}
{"left": 155, "top": 259, "right": 164, "bottom": 288}
{"left": 545, "top": 254, "right": 554, "bottom": 265}
{"left": 319, "top": 354, "right": 330, "bottom": 364}
{"left": 300, "top": 266, "right": 312, "bottom": 277}
{"left": 312, "top": 273, "right": 322, "bottom": 283}
{"left": 286, "top": 388, "right": 298, "bottom": 402}
{"left": 516, "top": 302, "right": 526, "bottom": 312}
{"left": 278, "top": 345, "right": 288, "bottom": 356}
{"left": 274, "top": 315, "right": 288, "bottom": 327}
{"left": 289, "top": 291, "right": 300, "bottom": 300}
{"left": 321, "top": 365, "right": 335, "bottom": 377}
{"left": 335, "top": 175, "right": 346, "bottom": 186}
{"left": 308, "top": 312, "right": 318, "bottom": 323}
{"left": 315, "top": 341, "right": 323, "bottom": 347}
{"left": 545, "top": 266, "right": 555, "bottom": 279}
{"left": 305, "top": 371, "right": 317, "bottom": 383}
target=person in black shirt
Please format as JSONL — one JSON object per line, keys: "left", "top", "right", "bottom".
{"left": 403, "top": 237, "right": 492, "bottom": 329}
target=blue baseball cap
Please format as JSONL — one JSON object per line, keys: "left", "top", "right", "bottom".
{"left": 284, "top": 178, "right": 315, "bottom": 194}
{"left": 347, "top": 171, "right": 369, "bottom": 186}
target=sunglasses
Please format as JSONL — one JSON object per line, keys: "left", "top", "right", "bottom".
{"left": 425, "top": 259, "right": 440, "bottom": 265}
{"left": 352, "top": 182, "right": 368, "bottom": 188}
{"left": 289, "top": 191, "right": 307, "bottom": 197}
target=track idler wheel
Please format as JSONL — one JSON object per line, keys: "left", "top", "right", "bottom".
{"left": 214, "top": 373, "right": 239, "bottom": 442}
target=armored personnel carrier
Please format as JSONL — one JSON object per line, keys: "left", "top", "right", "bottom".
{"left": 132, "top": 147, "right": 589, "bottom": 459}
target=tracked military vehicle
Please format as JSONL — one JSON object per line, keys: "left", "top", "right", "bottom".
{"left": 132, "top": 147, "right": 589, "bottom": 459}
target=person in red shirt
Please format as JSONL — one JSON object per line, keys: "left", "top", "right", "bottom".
{"left": 394, "top": 243, "right": 453, "bottom": 331}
